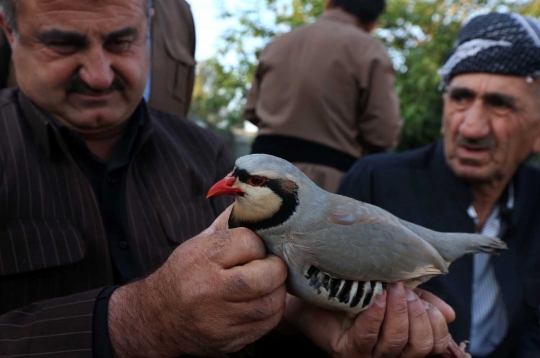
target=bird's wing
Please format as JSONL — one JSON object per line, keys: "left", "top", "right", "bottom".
{"left": 289, "top": 197, "right": 448, "bottom": 283}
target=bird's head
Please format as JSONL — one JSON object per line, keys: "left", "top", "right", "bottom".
{"left": 207, "top": 154, "right": 319, "bottom": 231}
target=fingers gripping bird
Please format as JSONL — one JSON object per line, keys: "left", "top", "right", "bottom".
{"left": 206, "top": 154, "right": 505, "bottom": 355}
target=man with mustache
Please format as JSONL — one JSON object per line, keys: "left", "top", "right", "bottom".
{"left": 339, "top": 12, "right": 540, "bottom": 358}
{"left": 0, "top": 0, "right": 196, "bottom": 118}
{"left": 0, "top": 0, "right": 454, "bottom": 357}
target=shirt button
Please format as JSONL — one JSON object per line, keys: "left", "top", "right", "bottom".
{"left": 119, "top": 241, "right": 128, "bottom": 249}
{"left": 107, "top": 176, "right": 117, "bottom": 186}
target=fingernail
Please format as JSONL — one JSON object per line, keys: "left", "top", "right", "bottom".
{"left": 391, "top": 282, "right": 404, "bottom": 294}
{"left": 424, "top": 300, "right": 430, "bottom": 310}
{"left": 406, "top": 289, "right": 417, "bottom": 302}
{"left": 375, "top": 292, "right": 386, "bottom": 307}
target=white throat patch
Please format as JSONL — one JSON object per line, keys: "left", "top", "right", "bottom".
{"left": 234, "top": 185, "right": 283, "bottom": 222}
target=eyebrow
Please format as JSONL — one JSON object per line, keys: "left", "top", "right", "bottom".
{"left": 448, "top": 87, "right": 476, "bottom": 98}
{"left": 103, "top": 27, "right": 138, "bottom": 41}
{"left": 483, "top": 93, "right": 516, "bottom": 108}
{"left": 448, "top": 87, "right": 517, "bottom": 107}
{"left": 37, "top": 29, "right": 87, "bottom": 46}
{"left": 36, "top": 27, "right": 138, "bottom": 45}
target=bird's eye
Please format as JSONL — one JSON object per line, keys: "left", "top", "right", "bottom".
{"left": 247, "top": 176, "right": 267, "bottom": 186}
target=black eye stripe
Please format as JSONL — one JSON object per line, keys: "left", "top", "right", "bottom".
{"left": 234, "top": 168, "right": 270, "bottom": 187}
{"left": 228, "top": 166, "right": 299, "bottom": 232}
{"left": 248, "top": 176, "right": 266, "bottom": 186}
{"left": 233, "top": 168, "right": 251, "bottom": 183}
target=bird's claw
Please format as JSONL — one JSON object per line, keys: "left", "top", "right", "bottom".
{"left": 442, "top": 336, "right": 471, "bottom": 358}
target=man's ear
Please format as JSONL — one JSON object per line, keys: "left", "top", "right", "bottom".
{"left": 0, "top": 13, "right": 16, "bottom": 45}
{"left": 325, "top": 0, "right": 334, "bottom": 10}
{"left": 440, "top": 94, "right": 449, "bottom": 136}
{"left": 532, "top": 133, "right": 540, "bottom": 153}
{"left": 363, "top": 21, "right": 377, "bottom": 33}
{"left": 533, "top": 87, "right": 540, "bottom": 152}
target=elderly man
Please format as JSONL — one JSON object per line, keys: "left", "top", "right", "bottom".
{"left": 0, "top": 0, "right": 196, "bottom": 117}
{"left": 0, "top": 0, "right": 454, "bottom": 357}
{"left": 340, "top": 12, "right": 540, "bottom": 358}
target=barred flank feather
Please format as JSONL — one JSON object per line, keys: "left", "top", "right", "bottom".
{"left": 303, "top": 265, "right": 386, "bottom": 312}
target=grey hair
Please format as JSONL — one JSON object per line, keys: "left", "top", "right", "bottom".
{"left": 0, "top": 0, "right": 153, "bottom": 34}
{"left": 0, "top": 0, "right": 17, "bottom": 32}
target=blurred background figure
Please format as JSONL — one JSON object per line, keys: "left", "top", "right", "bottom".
{"left": 0, "top": 0, "right": 197, "bottom": 118}
{"left": 148, "top": 0, "right": 196, "bottom": 117}
{"left": 244, "top": 0, "right": 403, "bottom": 193}
{"left": 0, "top": 28, "right": 14, "bottom": 88}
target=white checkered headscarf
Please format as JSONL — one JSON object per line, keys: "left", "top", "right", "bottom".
{"left": 439, "top": 13, "right": 540, "bottom": 87}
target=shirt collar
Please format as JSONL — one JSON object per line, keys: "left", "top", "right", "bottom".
{"left": 467, "top": 182, "right": 515, "bottom": 223}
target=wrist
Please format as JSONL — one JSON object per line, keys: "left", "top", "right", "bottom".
{"left": 94, "top": 286, "right": 121, "bottom": 357}
{"left": 108, "top": 275, "right": 183, "bottom": 358}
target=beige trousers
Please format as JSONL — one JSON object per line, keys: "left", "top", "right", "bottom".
{"left": 293, "top": 162, "right": 346, "bottom": 193}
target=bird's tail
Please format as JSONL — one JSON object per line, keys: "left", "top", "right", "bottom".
{"left": 441, "top": 232, "right": 507, "bottom": 258}
{"left": 398, "top": 219, "right": 507, "bottom": 263}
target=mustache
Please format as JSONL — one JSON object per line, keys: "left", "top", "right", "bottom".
{"left": 456, "top": 136, "right": 496, "bottom": 150}
{"left": 66, "top": 75, "right": 126, "bottom": 95}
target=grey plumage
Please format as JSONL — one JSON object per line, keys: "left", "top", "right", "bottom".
{"left": 207, "top": 154, "right": 507, "bottom": 314}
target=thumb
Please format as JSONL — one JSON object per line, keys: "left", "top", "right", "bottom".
{"left": 199, "top": 204, "right": 234, "bottom": 237}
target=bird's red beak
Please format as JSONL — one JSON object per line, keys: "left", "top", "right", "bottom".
{"left": 206, "top": 176, "right": 245, "bottom": 198}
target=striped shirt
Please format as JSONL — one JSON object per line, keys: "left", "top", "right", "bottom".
{"left": 467, "top": 184, "right": 514, "bottom": 357}
{"left": 0, "top": 88, "right": 234, "bottom": 357}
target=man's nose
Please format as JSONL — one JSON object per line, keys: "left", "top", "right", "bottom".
{"left": 78, "top": 47, "right": 115, "bottom": 91}
{"left": 458, "top": 101, "right": 491, "bottom": 139}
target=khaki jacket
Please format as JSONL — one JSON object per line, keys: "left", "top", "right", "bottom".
{"left": 0, "top": 0, "right": 196, "bottom": 118}
{"left": 245, "top": 8, "right": 402, "bottom": 159}
{"left": 149, "top": 0, "right": 196, "bottom": 117}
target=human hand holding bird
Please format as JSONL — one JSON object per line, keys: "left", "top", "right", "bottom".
{"left": 284, "top": 283, "right": 461, "bottom": 357}
{"left": 207, "top": 154, "right": 505, "bottom": 357}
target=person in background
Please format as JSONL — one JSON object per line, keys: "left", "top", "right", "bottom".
{"left": 0, "top": 0, "right": 454, "bottom": 357}
{"left": 245, "top": 0, "right": 402, "bottom": 193}
{"left": 0, "top": 0, "right": 197, "bottom": 117}
{"left": 339, "top": 12, "right": 540, "bottom": 358}
{"left": 145, "top": 0, "right": 196, "bottom": 117}
{"left": 0, "top": 26, "right": 14, "bottom": 86}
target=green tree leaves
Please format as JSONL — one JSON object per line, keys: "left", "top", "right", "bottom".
{"left": 189, "top": 0, "right": 540, "bottom": 151}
